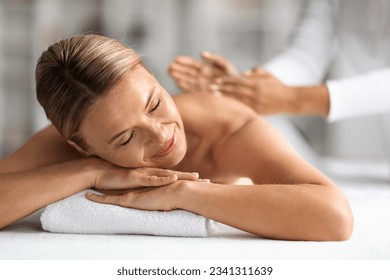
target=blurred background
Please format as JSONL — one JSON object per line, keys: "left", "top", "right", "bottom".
{"left": 0, "top": 0, "right": 389, "bottom": 164}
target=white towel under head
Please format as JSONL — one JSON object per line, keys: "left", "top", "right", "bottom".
{"left": 41, "top": 191, "right": 208, "bottom": 237}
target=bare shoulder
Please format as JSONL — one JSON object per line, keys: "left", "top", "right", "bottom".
{"left": 173, "top": 92, "right": 257, "bottom": 139}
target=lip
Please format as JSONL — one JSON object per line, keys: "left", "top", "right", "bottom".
{"left": 153, "top": 132, "right": 176, "bottom": 158}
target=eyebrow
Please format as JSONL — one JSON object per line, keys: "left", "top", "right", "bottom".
{"left": 108, "top": 87, "right": 157, "bottom": 145}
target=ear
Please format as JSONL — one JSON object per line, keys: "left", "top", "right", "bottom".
{"left": 66, "top": 140, "right": 94, "bottom": 156}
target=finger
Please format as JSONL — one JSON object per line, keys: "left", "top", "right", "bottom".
{"left": 93, "top": 189, "right": 129, "bottom": 195}
{"left": 169, "top": 62, "right": 200, "bottom": 77}
{"left": 219, "top": 83, "right": 254, "bottom": 98}
{"left": 175, "top": 171, "right": 199, "bottom": 180}
{"left": 197, "top": 178, "right": 211, "bottom": 183}
{"left": 237, "top": 95, "right": 256, "bottom": 108}
{"left": 177, "top": 81, "right": 199, "bottom": 92}
{"left": 131, "top": 168, "right": 201, "bottom": 187}
{"left": 142, "top": 174, "right": 178, "bottom": 186}
{"left": 173, "top": 56, "right": 203, "bottom": 70}
{"left": 219, "top": 76, "right": 255, "bottom": 87}
{"left": 169, "top": 71, "right": 200, "bottom": 92}
{"left": 177, "top": 81, "right": 196, "bottom": 92}
{"left": 179, "top": 61, "right": 219, "bottom": 79}
{"left": 242, "top": 69, "right": 254, "bottom": 76}
{"left": 150, "top": 168, "right": 199, "bottom": 181}
{"left": 128, "top": 168, "right": 179, "bottom": 187}
{"left": 200, "top": 52, "right": 237, "bottom": 74}
{"left": 85, "top": 192, "right": 122, "bottom": 205}
{"left": 209, "top": 84, "right": 220, "bottom": 92}
{"left": 172, "top": 70, "right": 202, "bottom": 86}
{"left": 251, "top": 67, "right": 269, "bottom": 75}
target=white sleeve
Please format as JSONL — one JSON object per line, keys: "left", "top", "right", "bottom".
{"left": 326, "top": 68, "right": 390, "bottom": 122}
{"left": 263, "top": 0, "right": 336, "bottom": 86}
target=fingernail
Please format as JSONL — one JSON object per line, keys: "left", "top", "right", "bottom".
{"left": 169, "top": 174, "right": 178, "bottom": 179}
{"left": 191, "top": 172, "right": 199, "bottom": 178}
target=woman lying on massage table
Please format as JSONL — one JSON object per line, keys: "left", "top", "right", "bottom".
{"left": 0, "top": 35, "right": 353, "bottom": 241}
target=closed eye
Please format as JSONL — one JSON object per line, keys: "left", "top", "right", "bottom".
{"left": 120, "top": 130, "right": 134, "bottom": 147}
{"left": 149, "top": 98, "right": 162, "bottom": 113}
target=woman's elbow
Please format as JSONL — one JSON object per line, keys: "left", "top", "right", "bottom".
{"left": 322, "top": 189, "right": 354, "bottom": 241}
{"left": 336, "top": 204, "right": 354, "bottom": 241}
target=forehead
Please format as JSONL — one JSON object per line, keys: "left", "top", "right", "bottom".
{"left": 107, "top": 66, "right": 155, "bottom": 96}
{"left": 80, "top": 66, "right": 156, "bottom": 142}
{"left": 95, "top": 66, "right": 154, "bottom": 113}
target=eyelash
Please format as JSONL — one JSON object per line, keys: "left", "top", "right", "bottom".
{"left": 120, "top": 98, "right": 162, "bottom": 147}
{"left": 121, "top": 130, "right": 134, "bottom": 147}
{"left": 150, "top": 98, "right": 162, "bottom": 113}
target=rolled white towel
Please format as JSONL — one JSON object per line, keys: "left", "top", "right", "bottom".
{"left": 41, "top": 191, "right": 208, "bottom": 237}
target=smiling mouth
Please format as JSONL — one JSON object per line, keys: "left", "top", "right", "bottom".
{"left": 153, "top": 132, "right": 176, "bottom": 158}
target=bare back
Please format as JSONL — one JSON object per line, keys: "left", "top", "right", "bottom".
{"left": 173, "top": 92, "right": 331, "bottom": 187}
{"left": 173, "top": 92, "right": 257, "bottom": 182}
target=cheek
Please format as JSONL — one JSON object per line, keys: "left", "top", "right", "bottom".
{"left": 97, "top": 148, "right": 145, "bottom": 168}
{"left": 164, "top": 99, "right": 182, "bottom": 123}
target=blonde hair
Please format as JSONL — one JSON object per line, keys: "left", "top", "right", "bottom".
{"left": 36, "top": 34, "right": 141, "bottom": 145}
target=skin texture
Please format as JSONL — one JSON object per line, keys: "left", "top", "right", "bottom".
{"left": 0, "top": 65, "right": 352, "bottom": 240}
{"left": 169, "top": 53, "right": 330, "bottom": 116}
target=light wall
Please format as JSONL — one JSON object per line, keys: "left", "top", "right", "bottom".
{"left": 0, "top": 0, "right": 388, "bottom": 161}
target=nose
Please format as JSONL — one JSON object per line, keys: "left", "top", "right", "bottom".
{"left": 144, "top": 121, "right": 167, "bottom": 146}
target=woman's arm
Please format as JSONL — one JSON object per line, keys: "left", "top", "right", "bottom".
{"left": 0, "top": 125, "right": 90, "bottom": 228}
{"left": 0, "top": 159, "right": 96, "bottom": 229}
{"left": 0, "top": 126, "right": 202, "bottom": 229}
{"left": 191, "top": 117, "right": 353, "bottom": 240}
{"left": 87, "top": 117, "right": 353, "bottom": 241}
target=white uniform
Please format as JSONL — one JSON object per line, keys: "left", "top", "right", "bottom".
{"left": 263, "top": 0, "right": 390, "bottom": 122}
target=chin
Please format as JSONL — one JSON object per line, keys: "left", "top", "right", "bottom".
{"left": 156, "top": 138, "right": 187, "bottom": 168}
{"left": 160, "top": 146, "right": 186, "bottom": 168}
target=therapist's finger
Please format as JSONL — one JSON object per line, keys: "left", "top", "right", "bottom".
{"left": 201, "top": 52, "right": 227, "bottom": 68}
{"left": 172, "top": 56, "right": 203, "bottom": 69}
{"left": 169, "top": 61, "right": 200, "bottom": 77}
{"left": 218, "top": 82, "right": 254, "bottom": 97}
{"left": 177, "top": 80, "right": 197, "bottom": 92}
{"left": 200, "top": 52, "right": 238, "bottom": 75}
{"left": 243, "top": 67, "right": 268, "bottom": 77}
{"left": 220, "top": 86, "right": 254, "bottom": 98}
{"left": 171, "top": 71, "right": 200, "bottom": 87}
{"left": 169, "top": 60, "right": 217, "bottom": 89}
{"left": 217, "top": 76, "right": 255, "bottom": 87}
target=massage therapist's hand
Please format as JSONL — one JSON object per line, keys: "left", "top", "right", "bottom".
{"left": 168, "top": 52, "right": 238, "bottom": 92}
{"left": 214, "top": 68, "right": 297, "bottom": 115}
{"left": 86, "top": 180, "right": 209, "bottom": 211}
{"left": 87, "top": 157, "right": 200, "bottom": 191}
